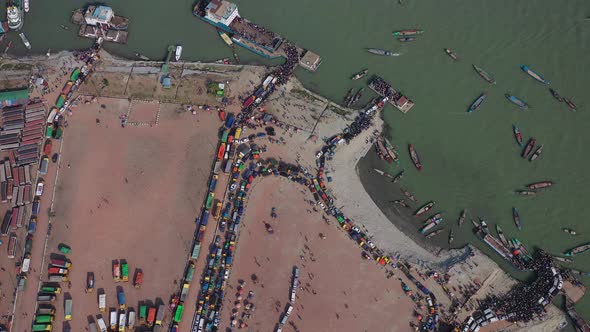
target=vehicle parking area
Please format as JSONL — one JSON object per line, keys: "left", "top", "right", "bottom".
{"left": 219, "top": 176, "right": 415, "bottom": 332}
{"left": 13, "top": 98, "right": 221, "bottom": 331}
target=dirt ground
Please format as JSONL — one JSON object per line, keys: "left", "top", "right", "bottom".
{"left": 219, "top": 176, "right": 415, "bottom": 332}
{"left": 10, "top": 97, "right": 221, "bottom": 331}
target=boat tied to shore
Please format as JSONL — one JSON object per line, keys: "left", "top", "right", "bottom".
{"left": 512, "top": 207, "right": 522, "bottom": 230}
{"left": 392, "top": 170, "right": 404, "bottom": 183}
{"left": 420, "top": 216, "right": 443, "bottom": 234}
{"left": 467, "top": 92, "right": 487, "bottom": 113}
{"left": 408, "top": 144, "right": 422, "bottom": 171}
{"left": 520, "top": 65, "right": 549, "bottom": 85}
{"left": 458, "top": 209, "right": 466, "bottom": 227}
{"left": 473, "top": 65, "right": 496, "bottom": 84}
{"left": 444, "top": 48, "right": 459, "bottom": 61}
{"left": 553, "top": 256, "right": 573, "bottom": 264}
{"left": 565, "top": 243, "right": 590, "bottom": 257}
{"left": 423, "top": 212, "right": 443, "bottom": 224}
{"left": 383, "top": 136, "right": 400, "bottom": 164}
{"left": 401, "top": 188, "right": 417, "bottom": 202}
{"left": 527, "top": 181, "right": 553, "bottom": 190}
{"left": 414, "top": 201, "right": 435, "bottom": 216}
{"left": 448, "top": 229, "right": 454, "bottom": 245}
{"left": 24, "top": 0, "right": 29, "bottom": 13}
{"left": 19, "top": 32, "right": 31, "bottom": 50}
{"left": 392, "top": 29, "right": 424, "bottom": 36}
{"left": 522, "top": 138, "right": 536, "bottom": 158}
{"left": 374, "top": 168, "right": 394, "bottom": 180}
{"left": 496, "top": 224, "right": 509, "bottom": 247}
{"left": 425, "top": 228, "right": 444, "bottom": 239}
{"left": 351, "top": 69, "right": 368, "bottom": 80}
{"left": 175, "top": 45, "right": 183, "bottom": 61}
{"left": 505, "top": 94, "right": 529, "bottom": 109}
{"left": 529, "top": 144, "right": 544, "bottom": 161}
{"left": 512, "top": 125, "right": 524, "bottom": 147}
{"left": 565, "top": 295, "right": 590, "bottom": 332}
{"left": 134, "top": 52, "right": 150, "bottom": 61}
{"left": 549, "top": 88, "right": 564, "bottom": 102}
{"left": 366, "top": 48, "right": 400, "bottom": 56}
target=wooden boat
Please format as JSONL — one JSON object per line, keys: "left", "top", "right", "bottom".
{"left": 496, "top": 224, "right": 509, "bottom": 247}
{"left": 401, "top": 188, "right": 417, "bottom": 202}
{"left": 425, "top": 228, "right": 444, "bottom": 239}
{"left": 374, "top": 168, "right": 394, "bottom": 180}
{"left": 351, "top": 69, "right": 368, "bottom": 80}
{"left": 471, "top": 219, "right": 480, "bottom": 228}
{"left": 553, "top": 256, "right": 573, "bottom": 264}
{"left": 549, "top": 88, "right": 564, "bottom": 102}
{"left": 448, "top": 229, "right": 454, "bottom": 245}
{"left": 392, "top": 29, "right": 424, "bottom": 36}
{"left": 458, "top": 209, "right": 466, "bottom": 227}
{"left": 60, "top": 24, "right": 70, "bottom": 30}
{"left": 397, "top": 37, "right": 416, "bottom": 42}
{"left": 467, "top": 92, "right": 488, "bottom": 113}
{"left": 134, "top": 52, "right": 150, "bottom": 61}
{"left": 423, "top": 212, "right": 443, "bottom": 224}
{"left": 444, "top": 48, "right": 459, "bottom": 61}
{"left": 392, "top": 170, "right": 404, "bottom": 183}
{"left": 367, "top": 48, "right": 400, "bottom": 56}
{"left": 527, "top": 181, "right": 553, "bottom": 190}
{"left": 383, "top": 137, "right": 400, "bottom": 164}
{"left": 515, "top": 190, "right": 537, "bottom": 196}
{"left": 408, "top": 144, "right": 422, "bottom": 171}
{"left": 565, "top": 295, "right": 590, "bottom": 332}
{"left": 505, "top": 94, "right": 529, "bottom": 109}
{"left": 512, "top": 125, "right": 524, "bottom": 146}
{"left": 564, "top": 98, "right": 578, "bottom": 111}
{"left": 473, "top": 65, "right": 496, "bottom": 84}
{"left": 392, "top": 199, "right": 410, "bottom": 208}
{"left": 343, "top": 88, "right": 354, "bottom": 104}
{"left": 529, "top": 144, "right": 544, "bottom": 161}
{"left": 19, "top": 33, "right": 31, "bottom": 50}
{"left": 522, "top": 138, "right": 536, "bottom": 158}
{"left": 563, "top": 228, "right": 577, "bottom": 235}
{"left": 414, "top": 201, "right": 435, "bottom": 216}
{"left": 520, "top": 65, "right": 549, "bottom": 84}
{"left": 512, "top": 238, "right": 532, "bottom": 259}
{"left": 420, "top": 217, "right": 443, "bottom": 234}
{"left": 565, "top": 243, "right": 590, "bottom": 257}
{"left": 512, "top": 207, "right": 522, "bottom": 230}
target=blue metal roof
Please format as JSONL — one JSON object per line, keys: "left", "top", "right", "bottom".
{"left": 92, "top": 6, "right": 113, "bottom": 20}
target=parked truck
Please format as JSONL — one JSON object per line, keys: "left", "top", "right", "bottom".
{"left": 133, "top": 269, "right": 143, "bottom": 288}
{"left": 36, "top": 305, "right": 56, "bottom": 315}
{"left": 180, "top": 282, "right": 190, "bottom": 302}
{"left": 185, "top": 262, "right": 196, "bottom": 282}
{"left": 117, "top": 289, "right": 126, "bottom": 309}
{"left": 37, "top": 294, "right": 56, "bottom": 302}
{"left": 89, "top": 322, "right": 98, "bottom": 332}
{"left": 174, "top": 304, "right": 184, "bottom": 323}
{"left": 112, "top": 260, "right": 121, "bottom": 281}
{"left": 213, "top": 201, "right": 222, "bottom": 220}
{"left": 34, "top": 314, "right": 54, "bottom": 323}
{"left": 118, "top": 311, "right": 126, "bottom": 332}
{"left": 121, "top": 261, "right": 129, "bottom": 282}
{"left": 64, "top": 298, "right": 72, "bottom": 321}
{"left": 127, "top": 309, "right": 136, "bottom": 329}
{"left": 96, "top": 317, "right": 108, "bottom": 332}
{"left": 209, "top": 175, "right": 218, "bottom": 192}
{"left": 47, "top": 267, "right": 68, "bottom": 275}
{"left": 139, "top": 304, "right": 147, "bottom": 322}
{"left": 155, "top": 304, "right": 165, "bottom": 325}
{"left": 40, "top": 284, "right": 61, "bottom": 294}
{"left": 86, "top": 272, "right": 95, "bottom": 292}
{"left": 205, "top": 192, "right": 214, "bottom": 209}
{"left": 48, "top": 274, "right": 68, "bottom": 282}
{"left": 32, "top": 324, "right": 52, "bottom": 331}
{"left": 98, "top": 292, "right": 106, "bottom": 312}
{"left": 21, "top": 254, "right": 31, "bottom": 273}
{"left": 191, "top": 242, "right": 201, "bottom": 260}
{"left": 50, "top": 258, "right": 71, "bottom": 268}
{"left": 110, "top": 309, "right": 117, "bottom": 330}
{"left": 147, "top": 306, "right": 156, "bottom": 326}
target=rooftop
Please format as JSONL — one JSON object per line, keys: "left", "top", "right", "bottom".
{"left": 299, "top": 50, "right": 322, "bottom": 72}
{"left": 206, "top": 0, "right": 238, "bottom": 21}
{"left": 85, "top": 5, "right": 114, "bottom": 22}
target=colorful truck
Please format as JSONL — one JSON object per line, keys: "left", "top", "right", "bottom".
{"left": 180, "top": 282, "right": 190, "bottom": 302}
{"left": 40, "top": 285, "right": 61, "bottom": 294}
{"left": 109, "top": 309, "right": 117, "bottom": 330}
{"left": 118, "top": 311, "right": 126, "bottom": 332}
{"left": 121, "top": 261, "right": 129, "bottom": 282}
{"left": 32, "top": 324, "right": 52, "bottom": 331}
{"left": 205, "top": 192, "right": 214, "bottom": 209}
{"left": 147, "top": 306, "right": 156, "bottom": 326}
{"left": 139, "top": 304, "right": 147, "bottom": 322}
{"left": 64, "top": 299, "right": 72, "bottom": 321}
{"left": 117, "top": 289, "right": 126, "bottom": 309}
{"left": 155, "top": 304, "right": 165, "bottom": 325}
{"left": 209, "top": 175, "right": 218, "bottom": 192}
{"left": 96, "top": 317, "right": 108, "bottom": 332}
{"left": 174, "top": 304, "right": 184, "bottom": 323}
{"left": 185, "top": 262, "right": 196, "bottom": 282}
{"left": 213, "top": 201, "right": 222, "bottom": 220}
{"left": 127, "top": 309, "right": 136, "bottom": 329}
{"left": 47, "top": 267, "right": 68, "bottom": 275}
{"left": 112, "top": 260, "right": 120, "bottom": 281}
{"left": 133, "top": 269, "right": 143, "bottom": 288}
{"left": 37, "top": 305, "right": 56, "bottom": 315}
{"left": 98, "top": 292, "right": 106, "bottom": 312}
{"left": 50, "top": 258, "right": 71, "bottom": 268}
{"left": 48, "top": 274, "right": 68, "bottom": 282}
{"left": 35, "top": 314, "right": 54, "bottom": 323}
{"left": 191, "top": 242, "right": 201, "bottom": 260}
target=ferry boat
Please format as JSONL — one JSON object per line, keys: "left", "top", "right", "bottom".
{"left": 512, "top": 124, "right": 523, "bottom": 146}
{"left": 505, "top": 94, "right": 529, "bottom": 109}
{"left": 457, "top": 209, "right": 466, "bottom": 227}
{"left": 351, "top": 69, "right": 368, "bottom": 80}
{"left": 520, "top": 65, "right": 549, "bottom": 85}
{"left": 564, "top": 98, "right": 577, "bottom": 111}
{"left": 564, "top": 243, "right": 590, "bottom": 257}
{"left": 19, "top": 32, "right": 31, "bottom": 50}
{"left": 522, "top": 138, "right": 536, "bottom": 158}
{"left": 175, "top": 45, "right": 182, "bottom": 61}
{"left": 414, "top": 201, "right": 435, "bottom": 216}
{"left": 367, "top": 48, "right": 400, "bottom": 56}
{"left": 7, "top": 4, "right": 24, "bottom": 31}
{"left": 565, "top": 295, "right": 590, "bottom": 332}
{"left": 512, "top": 207, "right": 522, "bottom": 230}
{"left": 24, "top": 0, "right": 29, "bottom": 13}
{"left": 467, "top": 92, "right": 487, "bottom": 113}
{"left": 444, "top": 48, "right": 459, "bottom": 61}
{"left": 529, "top": 144, "right": 544, "bottom": 161}
{"left": 477, "top": 228, "right": 514, "bottom": 261}
{"left": 408, "top": 144, "right": 422, "bottom": 170}
{"left": 527, "top": 181, "right": 553, "bottom": 190}
{"left": 392, "top": 29, "right": 424, "bottom": 36}
{"left": 473, "top": 65, "right": 496, "bottom": 84}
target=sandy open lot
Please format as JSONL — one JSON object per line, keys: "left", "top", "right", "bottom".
{"left": 219, "top": 176, "right": 415, "bottom": 332}
{"left": 11, "top": 97, "right": 221, "bottom": 331}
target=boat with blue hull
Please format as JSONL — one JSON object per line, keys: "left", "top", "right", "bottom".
{"left": 520, "top": 65, "right": 549, "bottom": 85}
{"left": 505, "top": 94, "right": 529, "bottom": 109}
{"left": 467, "top": 92, "right": 487, "bottom": 113}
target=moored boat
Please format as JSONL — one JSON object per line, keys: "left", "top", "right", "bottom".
{"left": 134, "top": 52, "right": 150, "bottom": 61}
{"left": 467, "top": 92, "right": 487, "bottom": 113}
{"left": 423, "top": 212, "right": 443, "bottom": 224}
{"left": 367, "top": 48, "right": 400, "bottom": 56}
{"left": 564, "top": 98, "right": 577, "bottom": 112}
{"left": 392, "top": 199, "right": 410, "bottom": 208}
{"left": 392, "top": 170, "right": 404, "bottom": 183}
{"left": 458, "top": 209, "right": 466, "bottom": 227}
{"left": 401, "top": 188, "right": 417, "bottom": 202}
{"left": 515, "top": 190, "right": 536, "bottom": 196}
{"left": 46, "top": 49, "right": 51, "bottom": 57}
{"left": 565, "top": 295, "right": 590, "bottom": 331}
{"left": 343, "top": 88, "right": 354, "bottom": 105}
{"left": 175, "top": 45, "right": 182, "bottom": 61}
{"left": 19, "top": 33, "right": 31, "bottom": 50}
{"left": 473, "top": 65, "right": 496, "bottom": 84}
{"left": 408, "top": 144, "right": 422, "bottom": 171}
{"left": 549, "top": 88, "right": 564, "bottom": 102}
{"left": 496, "top": 224, "right": 509, "bottom": 247}
{"left": 420, "top": 217, "right": 443, "bottom": 234}
{"left": 392, "top": 29, "right": 424, "bottom": 36}
{"left": 529, "top": 144, "right": 544, "bottom": 161}
{"left": 563, "top": 228, "right": 577, "bottom": 235}
{"left": 512, "top": 207, "right": 522, "bottom": 230}
{"left": 520, "top": 65, "right": 549, "bottom": 84}
{"left": 24, "top": 0, "right": 29, "bottom": 13}
{"left": 374, "top": 168, "right": 394, "bottom": 180}
{"left": 513, "top": 124, "right": 524, "bottom": 146}
{"left": 60, "top": 24, "right": 69, "bottom": 30}
{"left": 7, "top": 5, "right": 24, "bottom": 31}
{"left": 383, "top": 137, "right": 400, "bottom": 164}
{"left": 564, "top": 243, "right": 590, "bottom": 257}
{"left": 444, "top": 48, "right": 459, "bottom": 61}
{"left": 425, "top": 228, "right": 444, "bottom": 239}
{"left": 397, "top": 37, "right": 416, "bottom": 42}
{"left": 414, "top": 201, "right": 435, "bottom": 216}
{"left": 527, "top": 181, "right": 553, "bottom": 190}
{"left": 505, "top": 94, "right": 529, "bottom": 109}
{"left": 448, "top": 229, "right": 454, "bottom": 244}
{"left": 553, "top": 256, "right": 573, "bottom": 264}
{"left": 351, "top": 69, "right": 368, "bottom": 80}
{"left": 522, "top": 138, "right": 536, "bottom": 158}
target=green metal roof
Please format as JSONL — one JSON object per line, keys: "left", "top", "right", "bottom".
{"left": 0, "top": 89, "right": 29, "bottom": 101}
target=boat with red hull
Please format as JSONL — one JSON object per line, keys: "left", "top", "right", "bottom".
{"left": 522, "top": 138, "right": 536, "bottom": 158}
{"left": 408, "top": 144, "right": 422, "bottom": 171}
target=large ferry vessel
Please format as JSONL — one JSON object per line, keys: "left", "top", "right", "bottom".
{"left": 7, "top": 0, "right": 24, "bottom": 31}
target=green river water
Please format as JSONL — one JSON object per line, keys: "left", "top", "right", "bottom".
{"left": 3, "top": 0, "right": 590, "bottom": 320}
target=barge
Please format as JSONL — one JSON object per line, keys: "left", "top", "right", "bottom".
{"left": 71, "top": 6, "right": 129, "bottom": 44}
{"left": 194, "top": 0, "right": 321, "bottom": 72}
{"left": 368, "top": 76, "right": 415, "bottom": 113}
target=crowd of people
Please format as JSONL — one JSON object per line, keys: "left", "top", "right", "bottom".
{"left": 370, "top": 76, "right": 403, "bottom": 101}
{"left": 232, "top": 18, "right": 283, "bottom": 50}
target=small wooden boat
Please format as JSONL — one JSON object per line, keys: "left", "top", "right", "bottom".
{"left": 549, "top": 88, "right": 564, "bottom": 102}
{"left": 563, "top": 228, "right": 577, "bottom": 235}
{"left": 408, "top": 144, "right": 422, "bottom": 171}
{"left": 444, "top": 48, "right": 459, "bottom": 61}
{"left": 401, "top": 188, "right": 417, "bottom": 202}
{"left": 367, "top": 48, "right": 400, "bottom": 56}
{"left": 448, "top": 229, "right": 454, "bottom": 245}
{"left": 383, "top": 136, "right": 400, "bottom": 164}
{"left": 414, "top": 201, "right": 435, "bottom": 216}
{"left": 60, "top": 25, "right": 70, "bottom": 31}
{"left": 505, "top": 94, "right": 529, "bottom": 109}
{"left": 392, "top": 199, "right": 410, "bottom": 208}
{"left": 565, "top": 243, "right": 590, "bottom": 257}
{"left": 134, "top": 52, "right": 150, "bottom": 61}
{"left": 513, "top": 125, "right": 524, "bottom": 146}
{"left": 458, "top": 209, "right": 466, "bottom": 227}
{"left": 529, "top": 144, "right": 544, "bottom": 161}
{"left": 520, "top": 65, "right": 549, "bottom": 85}
{"left": 553, "top": 256, "right": 573, "bottom": 264}
{"left": 392, "top": 29, "right": 424, "bottom": 36}
{"left": 343, "top": 88, "right": 354, "bottom": 104}
{"left": 473, "top": 65, "right": 496, "bottom": 84}
{"left": 423, "top": 212, "right": 443, "bottom": 224}
{"left": 397, "top": 37, "right": 416, "bottom": 42}
{"left": 564, "top": 98, "right": 577, "bottom": 111}
{"left": 515, "top": 190, "right": 537, "bottom": 196}
{"left": 522, "top": 138, "right": 536, "bottom": 158}
{"left": 392, "top": 170, "right": 404, "bottom": 183}
{"left": 527, "top": 181, "right": 553, "bottom": 190}
{"left": 467, "top": 92, "right": 488, "bottom": 113}
{"left": 496, "top": 224, "right": 509, "bottom": 247}
{"left": 351, "top": 69, "right": 368, "bottom": 80}
{"left": 512, "top": 207, "right": 522, "bottom": 230}
{"left": 425, "top": 228, "right": 444, "bottom": 239}
{"left": 471, "top": 219, "right": 480, "bottom": 228}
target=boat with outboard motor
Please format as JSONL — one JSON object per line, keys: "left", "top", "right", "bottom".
{"left": 444, "top": 48, "right": 459, "bottom": 61}
{"left": 401, "top": 188, "right": 417, "bottom": 202}
{"left": 367, "top": 48, "right": 400, "bottom": 56}
{"left": 392, "top": 170, "right": 404, "bottom": 183}
{"left": 529, "top": 144, "right": 544, "bottom": 161}
{"left": 505, "top": 94, "right": 529, "bottom": 109}
{"left": 520, "top": 65, "right": 549, "bottom": 84}
{"left": 564, "top": 98, "right": 577, "bottom": 112}
{"left": 397, "top": 37, "right": 416, "bottom": 42}
{"left": 527, "top": 181, "right": 553, "bottom": 190}
{"left": 515, "top": 190, "right": 536, "bottom": 196}
{"left": 351, "top": 69, "right": 368, "bottom": 80}
{"left": 448, "top": 229, "right": 454, "bottom": 245}
{"left": 549, "top": 88, "right": 564, "bottom": 102}
{"left": 425, "top": 228, "right": 444, "bottom": 239}
{"left": 24, "top": 0, "right": 29, "bottom": 13}
{"left": 392, "top": 29, "right": 424, "bottom": 36}
{"left": 512, "top": 125, "right": 523, "bottom": 146}
{"left": 565, "top": 243, "right": 590, "bottom": 257}
{"left": 563, "top": 228, "right": 577, "bottom": 236}
{"left": 134, "top": 52, "right": 150, "bottom": 61}
{"left": 473, "top": 65, "right": 496, "bottom": 84}
{"left": 19, "top": 32, "right": 31, "bottom": 49}
{"left": 458, "top": 209, "right": 466, "bottom": 227}
{"left": 467, "top": 92, "right": 487, "bottom": 113}
{"left": 175, "top": 45, "right": 182, "bottom": 61}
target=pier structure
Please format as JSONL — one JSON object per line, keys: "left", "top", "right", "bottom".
{"left": 368, "top": 76, "right": 415, "bottom": 113}
{"left": 194, "top": 0, "right": 321, "bottom": 72}
{"left": 71, "top": 5, "right": 129, "bottom": 44}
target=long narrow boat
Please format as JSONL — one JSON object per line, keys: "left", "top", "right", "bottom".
{"left": 515, "top": 190, "right": 537, "bottom": 196}
{"left": 367, "top": 48, "right": 400, "bottom": 56}
{"left": 444, "top": 48, "right": 459, "bottom": 61}
{"left": 457, "top": 209, "right": 466, "bottom": 227}
{"left": 512, "top": 207, "right": 522, "bottom": 230}
{"left": 383, "top": 137, "right": 400, "bottom": 164}
{"left": 473, "top": 65, "right": 496, "bottom": 84}
{"left": 512, "top": 125, "right": 524, "bottom": 146}
{"left": 408, "top": 144, "right": 422, "bottom": 171}
{"left": 425, "top": 228, "right": 444, "bottom": 239}
{"left": 467, "top": 92, "right": 487, "bottom": 113}
{"left": 373, "top": 168, "right": 394, "bottom": 180}
{"left": 520, "top": 65, "right": 549, "bottom": 84}
{"left": 505, "top": 94, "right": 529, "bottom": 109}
{"left": 564, "top": 98, "right": 578, "bottom": 112}
{"left": 565, "top": 243, "right": 590, "bottom": 257}
{"left": 529, "top": 144, "right": 544, "bottom": 161}
{"left": 563, "top": 228, "right": 577, "bottom": 235}
{"left": 392, "top": 170, "right": 404, "bottom": 183}
{"left": 496, "top": 224, "right": 509, "bottom": 247}
{"left": 401, "top": 188, "right": 417, "bottom": 202}
{"left": 552, "top": 256, "right": 573, "bottom": 264}
{"left": 351, "top": 69, "right": 368, "bottom": 80}
{"left": 549, "top": 88, "right": 564, "bottom": 102}
{"left": 522, "top": 138, "right": 536, "bottom": 158}
{"left": 420, "top": 219, "right": 442, "bottom": 234}
{"left": 423, "top": 212, "right": 443, "bottom": 224}
{"left": 448, "top": 229, "right": 454, "bottom": 245}
{"left": 527, "top": 181, "right": 553, "bottom": 190}
{"left": 414, "top": 201, "right": 435, "bottom": 216}
{"left": 565, "top": 295, "right": 590, "bottom": 332}
{"left": 392, "top": 29, "right": 424, "bottom": 36}
{"left": 19, "top": 33, "right": 31, "bottom": 50}
{"left": 397, "top": 37, "right": 416, "bottom": 42}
